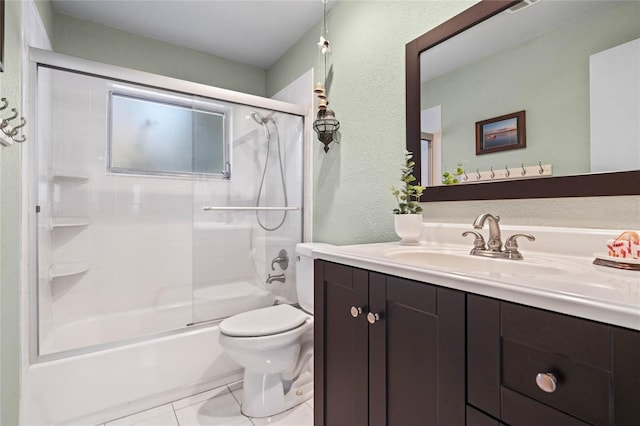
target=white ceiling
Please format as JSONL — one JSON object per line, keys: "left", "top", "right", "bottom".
{"left": 52, "top": 0, "right": 327, "bottom": 69}
{"left": 420, "top": 0, "right": 612, "bottom": 82}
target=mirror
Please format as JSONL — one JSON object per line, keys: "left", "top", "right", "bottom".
{"left": 406, "top": 0, "right": 640, "bottom": 201}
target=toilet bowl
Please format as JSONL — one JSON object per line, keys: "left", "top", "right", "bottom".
{"left": 218, "top": 244, "right": 315, "bottom": 418}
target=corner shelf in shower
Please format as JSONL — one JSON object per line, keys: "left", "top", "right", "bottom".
{"left": 50, "top": 216, "right": 90, "bottom": 230}
{"left": 51, "top": 169, "right": 90, "bottom": 181}
{"left": 49, "top": 262, "right": 89, "bottom": 281}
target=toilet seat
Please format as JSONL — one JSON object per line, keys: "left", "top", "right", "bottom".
{"left": 220, "top": 304, "right": 308, "bottom": 337}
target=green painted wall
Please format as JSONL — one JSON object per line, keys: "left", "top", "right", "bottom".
{"left": 267, "top": 1, "right": 476, "bottom": 244}
{"left": 267, "top": 1, "right": 639, "bottom": 243}
{"left": 53, "top": 13, "right": 267, "bottom": 97}
{"left": 424, "top": 1, "right": 640, "bottom": 178}
{"left": 1, "top": 1, "right": 25, "bottom": 424}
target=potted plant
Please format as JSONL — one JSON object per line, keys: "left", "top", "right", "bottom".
{"left": 442, "top": 164, "right": 465, "bottom": 185}
{"left": 391, "top": 151, "right": 426, "bottom": 244}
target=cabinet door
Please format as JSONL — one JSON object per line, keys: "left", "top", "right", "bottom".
{"left": 315, "top": 260, "right": 369, "bottom": 426}
{"left": 612, "top": 327, "right": 640, "bottom": 425}
{"left": 369, "top": 274, "right": 465, "bottom": 426}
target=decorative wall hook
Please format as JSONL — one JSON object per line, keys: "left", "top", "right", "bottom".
{"left": 539, "top": 161, "right": 544, "bottom": 175}
{"left": 1, "top": 108, "right": 18, "bottom": 128}
{"left": 490, "top": 166, "right": 495, "bottom": 179}
{"left": 10, "top": 118, "right": 26, "bottom": 136}
{"left": 505, "top": 164, "right": 510, "bottom": 178}
{"left": 0, "top": 99, "right": 28, "bottom": 146}
{"left": 521, "top": 163, "right": 527, "bottom": 176}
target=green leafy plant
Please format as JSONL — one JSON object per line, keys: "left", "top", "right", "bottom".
{"left": 391, "top": 151, "right": 426, "bottom": 214}
{"left": 442, "top": 165, "right": 464, "bottom": 185}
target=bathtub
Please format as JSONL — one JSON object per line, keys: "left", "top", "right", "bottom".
{"left": 40, "top": 280, "right": 275, "bottom": 355}
{"left": 24, "top": 280, "right": 276, "bottom": 425}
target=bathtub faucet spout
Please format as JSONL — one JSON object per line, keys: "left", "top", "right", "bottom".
{"left": 266, "top": 273, "right": 286, "bottom": 284}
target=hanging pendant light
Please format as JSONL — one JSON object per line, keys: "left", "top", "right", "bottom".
{"left": 313, "top": 0, "right": 340, "bottom": 152}
{"left": 313, "top": 108, "right": 340, "bottom": 153}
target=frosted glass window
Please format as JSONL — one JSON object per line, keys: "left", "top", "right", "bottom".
{"left": 110, "top": 93, "right": 226, "bottom": 176}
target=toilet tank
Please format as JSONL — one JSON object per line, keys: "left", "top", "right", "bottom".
{"left": 295, "top": 243, "right": 316, "bottom": 314}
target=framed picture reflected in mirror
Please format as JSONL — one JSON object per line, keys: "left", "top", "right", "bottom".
{"left": 475, "top": 110, "right": 525, "bottom": 155}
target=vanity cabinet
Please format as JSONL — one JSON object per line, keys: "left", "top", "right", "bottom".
{"left": 314, "top": 260, "right": 466, "bottom": 426}
{"left": 315, "top": 259, "right": 640, "bottom": 426}
{"left": 467, "top": 294, "right": 640, "bottom": 426}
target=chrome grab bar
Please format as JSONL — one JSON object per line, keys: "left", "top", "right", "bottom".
{"left": 203, "top": 206, "right": 300, "bottom": 211}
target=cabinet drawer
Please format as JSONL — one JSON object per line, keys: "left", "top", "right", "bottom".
{"left": 502, "top": 340, "right": 610, "bottom": 425}
{"left": 501, "top": 303, "right": 610, "bottom": 369}
{"left": 502, "top": 387, "right": 590, "bottom": 426}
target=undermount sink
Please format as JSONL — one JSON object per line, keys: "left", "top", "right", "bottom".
{"left": 382, "top": 247, "right": 585, "bottom": 276}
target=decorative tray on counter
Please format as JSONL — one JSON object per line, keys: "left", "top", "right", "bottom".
{"left": 593, "top": 253, "right": 640, "bottom": 271}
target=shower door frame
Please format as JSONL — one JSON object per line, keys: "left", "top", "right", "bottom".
{"left": 26, "top": 48, "right": 313, "bottom": 364}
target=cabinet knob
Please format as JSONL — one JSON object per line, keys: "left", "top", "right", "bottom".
{"left": 350, "top": 306, "right": 363, "bottom": 318}
{"left": 536, "top": 372, "right": 557, "bottom": 393}
{"left": 367, "top": 312, "right": 381, "bottom": 324}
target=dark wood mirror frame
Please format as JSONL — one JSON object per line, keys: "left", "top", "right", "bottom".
{"left": 406, "top": 0, "right": 640, "bottom": 202}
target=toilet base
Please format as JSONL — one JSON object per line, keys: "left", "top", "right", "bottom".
{"left": 241, "top": 369, "right": 313, "bottom": 418}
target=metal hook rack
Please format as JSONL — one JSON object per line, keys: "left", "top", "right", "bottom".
{"left": 0, "top": 98, "right": 28, "bottom": 146}
{"left": 444, "top": 161, "right": 552, "bottom": 185}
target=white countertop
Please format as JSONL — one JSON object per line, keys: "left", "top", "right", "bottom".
{"left": 306, "top": 223, "right": 640, "bottom": 331}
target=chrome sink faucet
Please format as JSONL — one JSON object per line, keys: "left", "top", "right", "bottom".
{"left": 473, "top": 213, "right": 503, "bottom": 252}
{"left": 464, "top": 213, "right": 535, "bottom": 260}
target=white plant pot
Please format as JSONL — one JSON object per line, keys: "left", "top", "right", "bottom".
{"left": 394, "top": 214, "right": 423, "bottom": 245}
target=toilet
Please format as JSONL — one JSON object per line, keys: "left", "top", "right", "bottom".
{"left": 218, "top": 243, "right": 315, "bottom": 418}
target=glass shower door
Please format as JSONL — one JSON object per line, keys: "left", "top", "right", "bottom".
{"left": 191, "top": 100, "right": 304, "bottom": 324}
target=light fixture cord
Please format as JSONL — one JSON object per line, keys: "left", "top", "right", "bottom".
{"left": 323, "top": 0, "right": 328, "bottom": 86}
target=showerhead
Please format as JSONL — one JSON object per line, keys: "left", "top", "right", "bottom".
{"left": 250, "top": 111, "right": 274, "bottom": 125}
{"left": 250, "top": 111, "right": 265, "bottom": 125}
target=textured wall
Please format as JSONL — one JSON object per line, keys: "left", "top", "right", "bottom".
{"left": 268, "top": 1, "right": 476, "bottom": 244}
{"left": 53, "top": 13, "right": 267, "bottom": 97}
{"left": 1, "top": 2, "right": 25, "bottom": 424}
{"left": 424, "top": 196, "right": 640, "bottom": 230}
{"left": 267, "top": 1, "right": 640, "bottom": 244}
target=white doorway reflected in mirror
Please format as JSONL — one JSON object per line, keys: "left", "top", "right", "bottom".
{"left": 421, "top": 105, "right": 442, "bottom": 186}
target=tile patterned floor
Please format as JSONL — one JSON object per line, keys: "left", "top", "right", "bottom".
{"left": 100, "top": 382, "right": 313, "bottom": 426}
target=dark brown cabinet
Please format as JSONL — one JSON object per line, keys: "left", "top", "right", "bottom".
{"left": 314, "top": 260, "right": 466, "bottom": 426}
{"left": 467, "top": 294, "right": 640, "bottom": 426}
{"left": 315, "top": 259, "right": 640, "bottom": 426}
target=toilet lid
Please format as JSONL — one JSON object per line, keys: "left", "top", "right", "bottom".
{"left": 220, "top": 304, "right": 308, "bottom": 337}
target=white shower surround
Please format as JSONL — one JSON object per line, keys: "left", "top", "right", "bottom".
{"left": 37, "top": 64, "right": 305, "bottom": 352}
{"left": 24, "top": 49, "right": 313, "bottom": 424}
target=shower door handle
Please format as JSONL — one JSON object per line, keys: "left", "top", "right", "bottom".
{"left": 221, "top": 161, "right": 231, "bottom": 179}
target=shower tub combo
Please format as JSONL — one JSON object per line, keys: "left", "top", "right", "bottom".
{"left": 24, "top": 49, "right": 311, "bottom": 425}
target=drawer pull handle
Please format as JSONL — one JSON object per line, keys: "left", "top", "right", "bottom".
{"left": 350, "top": 306, "right": 363, "bottom": 318}
{"left": 536, "top": 372, "right": 557, "bottom": 393}
{"left": 367, "top": 312, "right": 381, "bottom": 324}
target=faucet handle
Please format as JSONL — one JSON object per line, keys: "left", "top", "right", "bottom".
{"left": 270, "top": 249, "right": 289, "bottom": 271}
{"left": 504, "top": 233, "right": 535, "bottom": 259}
{"left": 462, "top": 231, "right": 487, "bottom": 252}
